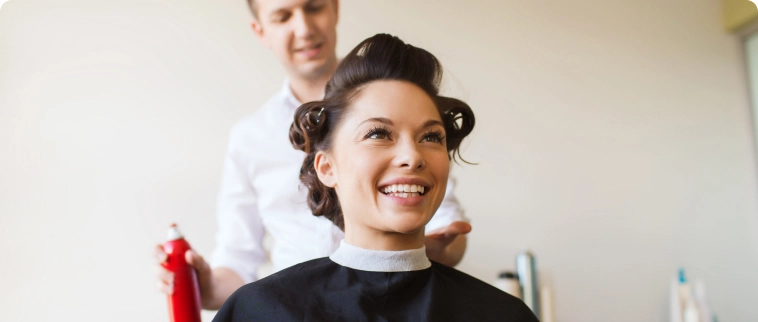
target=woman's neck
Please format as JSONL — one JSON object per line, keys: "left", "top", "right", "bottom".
{"left": 343, "top": 224, "right": 425, "bottom": 251}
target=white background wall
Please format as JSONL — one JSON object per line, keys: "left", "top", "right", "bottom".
{"left": 1, "top": 0, "right": 757, "bottom": 321}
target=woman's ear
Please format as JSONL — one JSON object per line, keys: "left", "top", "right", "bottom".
{"left": 314, "top": 151, "right": 337, "bottom": 188}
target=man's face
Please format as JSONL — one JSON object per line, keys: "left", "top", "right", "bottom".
{"left": 252, "top": 0, "right": 339, "bottom": 81}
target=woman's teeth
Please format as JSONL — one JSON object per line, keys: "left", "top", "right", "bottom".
{"left": 381, "top": 184, "right": 425, "bottom": 197}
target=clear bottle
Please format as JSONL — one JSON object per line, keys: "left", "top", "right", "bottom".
{"left": 516, "top": 251, "right": 540, "bottom": 318}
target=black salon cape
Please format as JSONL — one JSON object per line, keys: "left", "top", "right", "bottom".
{"left": 213, "top": 258, "right": 539, "bottom": 322}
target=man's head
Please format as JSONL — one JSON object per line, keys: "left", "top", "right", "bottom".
{"left": 249, "top": 0, "right": 339, "bottom": 82}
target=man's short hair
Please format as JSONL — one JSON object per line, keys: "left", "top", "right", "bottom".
{"left": 247, "top": 0, "right": 258, "bottom": 19}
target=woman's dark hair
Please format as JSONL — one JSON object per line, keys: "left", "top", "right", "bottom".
{"left": 289, "top": 33, "right": 475, "bottom": 231}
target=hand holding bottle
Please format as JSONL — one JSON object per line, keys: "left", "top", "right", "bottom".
{"left": 154, "top": 246, "right": 212, "bottom": 301}
{"left": 154, "top": 224, "right": 202, "bottom": 322}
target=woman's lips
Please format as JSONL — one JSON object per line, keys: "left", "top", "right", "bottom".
{"left": 380, "top": 184, "right": 426, "bottom": 195}
{"left": 378, "top": 184, "right": 428, "bottom": 206}
{"left": 380, "top": 191, "right": 425, "bottom": 206}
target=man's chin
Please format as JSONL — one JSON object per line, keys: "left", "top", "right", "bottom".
{"left": 293, "top": 59, "right": 334, "bottom": 80}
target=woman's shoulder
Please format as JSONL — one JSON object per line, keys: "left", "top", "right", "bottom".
{"left": 240, "top": 257, "right": 336, "bottom": 293}
{"left": 429, "top": 261, "right": 504, "bottom": 292}
{"left": 214, "top": 258, "right": 337, "bottom": 321}
{"left": 429, "top": 262, "right": 540, "bottom": 321}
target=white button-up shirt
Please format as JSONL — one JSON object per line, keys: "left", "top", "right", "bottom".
{"left": 210, "top": 81, "right": 467, "bottom": 283}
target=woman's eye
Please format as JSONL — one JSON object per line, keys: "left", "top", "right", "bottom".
{"left": 421, "top": 131, "right": 445, "bottom": 144}
{"left": 367, "top": 131, "right": 388, "bottom": 140}
{"left": 364, "top": 127, "right": 392, "bottom": 140}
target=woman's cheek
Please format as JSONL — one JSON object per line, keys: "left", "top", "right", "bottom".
{"left": 356, "top": 148, "right": 385, "bottom": 168}
{"left": 428, "top": 150, "right": 450, "bottom": 174}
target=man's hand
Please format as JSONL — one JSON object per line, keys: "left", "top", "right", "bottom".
{"left": 424, "top": 221, "right": 471, "bottom": 267}
{"left": 153, "top": 245, "right": 221, "bottom": 309}
{"left": 184, "top": 249, "right": 215, "bottom": 308}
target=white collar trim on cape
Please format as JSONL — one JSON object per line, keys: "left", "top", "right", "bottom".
{"left": 329, "top": 240, "right": 432, "bottom": 272}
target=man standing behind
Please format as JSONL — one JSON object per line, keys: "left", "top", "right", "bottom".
{"left": 155, "top": 0, "right": 472, "bottom": 309}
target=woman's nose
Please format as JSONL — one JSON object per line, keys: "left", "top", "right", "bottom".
{"left": 395, "top": 141, "right": 425, "bottom": 170}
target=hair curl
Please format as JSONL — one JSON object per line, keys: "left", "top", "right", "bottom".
{"left": 289, "top": 33, "right": 475, "bottom": 231}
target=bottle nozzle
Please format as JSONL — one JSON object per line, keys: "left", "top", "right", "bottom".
{"left": 166, "top": 223, "right": 184, "bottom": 241}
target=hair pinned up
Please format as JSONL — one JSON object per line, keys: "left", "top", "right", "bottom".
{"left": 289, "top": 33, "right": 476, "bottom": 230}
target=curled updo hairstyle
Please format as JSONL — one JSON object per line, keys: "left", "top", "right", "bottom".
{"left": 289, "top": 34, "right": 475, "bottom": 231}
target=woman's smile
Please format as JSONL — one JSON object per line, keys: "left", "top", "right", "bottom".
{"left": 378, "top": 178, "right": 431, "bottom": 206}
{"left": 380, "top": 184, "right": 426, "bottom": 197}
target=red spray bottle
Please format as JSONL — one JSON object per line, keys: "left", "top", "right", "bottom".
{"left": 162, "top": 223, "right": 202, "bottom": 322}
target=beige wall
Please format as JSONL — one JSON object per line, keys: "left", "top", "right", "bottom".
{"left": 724, "top": 0, "right": 758, "bottom": 31}
{"left": 1, "top": 0, "right": 757, "bottom": 321}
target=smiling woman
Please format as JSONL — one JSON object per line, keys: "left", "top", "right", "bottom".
{"left": 212, "top": 34, "right": 538, "bottom": 321}
{"left": 288, "top": 34, "right": 474, "bottom": 239}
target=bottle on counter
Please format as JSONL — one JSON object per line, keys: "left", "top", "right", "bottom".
{"left": 494, "top": 271, "right": 522, "bottom": 299}
{"left": 516, "top": 251, "right": 540, "bottom": 319}
{"left": 540, "top": 285, "right": 555, "bottom": 322}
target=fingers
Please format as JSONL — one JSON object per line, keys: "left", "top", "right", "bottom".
{"left": 426, "top": 221, "right": 472, "bottom": 238}
{"left": 155, "top": 265, "right": 174, "bottom": 295}
{"left": 185, "top": 250, "right": 211, "bottom": 273}
{"left": 154, "top": 244, "right": 173, "bottom": 294}
{"left": 156, "top": 280, "right": 173, "bottom": 295}
{"left": 153, "top": 244, "right": 168, "bottom": 264}
{"left": 155, "top": 247, "right": 212, "bottom": 297}
{"left": 447, "top": 221, "right": 472, "bottom": 235}
{"left": 425, "top": 233, "right": 456, "bottom": 244}
{"left": 185, "top": 250, "right": 214, "bottom": 300}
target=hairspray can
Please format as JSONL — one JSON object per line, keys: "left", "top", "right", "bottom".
{"left": 162, "top": 224, "right": 202, "bottom": 322}
{"left": 516, "top": 251, "right": 540, "bottom": 318}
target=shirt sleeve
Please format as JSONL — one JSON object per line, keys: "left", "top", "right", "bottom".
{"left": 425, "top": 175, "right": 469, "bottom": 232}
{"left": 209, "top": 127, "right": 268, "bottom": 284}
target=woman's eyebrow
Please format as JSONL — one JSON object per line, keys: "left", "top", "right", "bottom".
{"left": 423, "top": 120, "right": 444, "bottom": 128}
{"left": 357, "top": 118, "right": 444, "bottom": 128}
{"left": 358, "top": 117, "right": 393, "bottom": 127}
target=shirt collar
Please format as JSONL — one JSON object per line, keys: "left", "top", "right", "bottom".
{"left": 280, "top": 79, "right": 303, "bottom": 111}
{"left": 329, "top": 240, "right": 432, "bottom": 272}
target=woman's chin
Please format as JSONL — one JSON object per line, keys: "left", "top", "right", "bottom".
{"left": 390, "top": 226, "right": 425, "bottom": 235}
{"left": 384, "top": 216, "right": 431, "bottom": 234}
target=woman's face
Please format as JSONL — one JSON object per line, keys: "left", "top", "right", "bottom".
{"left": 315, "top": 80, "right": 450, "bottom": 241}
